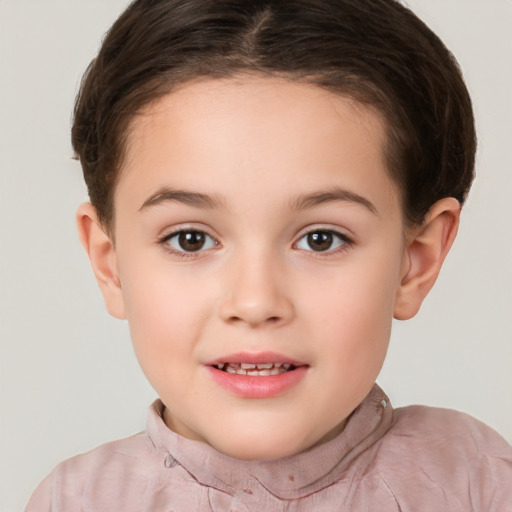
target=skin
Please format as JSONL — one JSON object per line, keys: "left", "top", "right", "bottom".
{"left": 78, "top": 76, "right": 460, "bottom": 460}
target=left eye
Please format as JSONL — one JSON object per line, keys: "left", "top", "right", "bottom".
{"left": 164, "top": 230, "right": 217, "bottom": 253}
{"left": 296, "top": 230, "right": 349, "bottom": 252}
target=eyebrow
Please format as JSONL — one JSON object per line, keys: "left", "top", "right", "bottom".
{"left": 139, "top": 187, "right": 226, "bottom": 211}
{"left": 290, "top": 188, "right": 378, "bottom": 216}
{"left": 139, "top": 186, "right": 377, "bottom": 215}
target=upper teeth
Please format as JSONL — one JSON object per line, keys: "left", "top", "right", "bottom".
{"left": 216, "top": 362, "right": 291, "bottom": 376}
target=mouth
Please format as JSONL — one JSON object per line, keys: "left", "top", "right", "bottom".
{"left": 214, "top": 362, "right": 295, "bottom": 376}
{"left": 204, "top": 352, "right": 308, "bottom": 398}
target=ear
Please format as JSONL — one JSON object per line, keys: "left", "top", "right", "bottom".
{"left": 76, "top": 203, "right": 126, "bottom": 319}
{"left": 394, "top": 197, "right": 460, "bottom": 320}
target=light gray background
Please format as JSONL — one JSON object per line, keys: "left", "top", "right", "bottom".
{"left": 1, "top": 1, "right": 511, "bottom": 510}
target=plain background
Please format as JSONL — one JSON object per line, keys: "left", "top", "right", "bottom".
{"left": 1, "top": 1, "right": 511, "bottom": 510}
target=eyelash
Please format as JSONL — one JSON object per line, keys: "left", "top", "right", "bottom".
{"left": 158, "top": 229, "right": 219, "bottom": 259}
{"left": 294, "top": 229, "right": 353, "bottom": 256}
{"left": 157, "top": 227, "right": 353, "bottom": 259}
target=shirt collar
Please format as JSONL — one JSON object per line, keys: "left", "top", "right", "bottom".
{"left": 146, "top": 384, "right": 393, "bottom": 500}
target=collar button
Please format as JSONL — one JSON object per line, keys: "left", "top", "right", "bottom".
{"left": 164, "top": 454, "right": 178, "bottom": 468}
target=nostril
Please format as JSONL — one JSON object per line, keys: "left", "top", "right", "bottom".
{"left": 219, "top": 290, "right": 295, "bottom": 327}
{"left": 226, "top": 314, "right": 282, "bottom": 326}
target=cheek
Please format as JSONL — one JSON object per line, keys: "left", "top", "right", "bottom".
{"left": 123, "top": 280, "right": 202, "bottom": 396}
{"left": 118, "top": 256, "right": 221, "bottom": 368}
{"left": 118, "top": 264, "right": 191, "bottom": 355}
{"left": 300, "top": 254, "right": 400, "bottom": 361}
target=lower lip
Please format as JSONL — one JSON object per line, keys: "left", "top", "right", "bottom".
{"left": 206, "top": 366, "right": 308, "bottom": 399}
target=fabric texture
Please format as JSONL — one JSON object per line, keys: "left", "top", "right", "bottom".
{"left": 26, "top": 385, "right": 512, "bottom": 511}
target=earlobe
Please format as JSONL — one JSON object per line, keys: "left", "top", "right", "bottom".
{"left": 76, "top": 203, "right": 126, "bottom": 319}
{"left": 394, "top": 197, "right": 461, "bottom": 320}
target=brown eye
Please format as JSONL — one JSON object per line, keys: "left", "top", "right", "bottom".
{"left": 296, "top": 230, "right": 350, "bottom": 252}
{"left": 307, "top": 231, "right": 333, "bottom": 251}
{"left": 166, "top": 230, "right": 217, "bottom": 253}
{"left": 178, "top": 231, "right": 205, "bottom": 251}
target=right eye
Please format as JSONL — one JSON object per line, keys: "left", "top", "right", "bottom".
{"left": 163, "top": 230, "right": 218, "bottom": 253}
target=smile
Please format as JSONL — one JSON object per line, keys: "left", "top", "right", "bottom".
{"left": 216, "top": 362, "right": 294, "bottom": 376}
{"left": 205, "top": 352, "right": 308, "bottom": 398}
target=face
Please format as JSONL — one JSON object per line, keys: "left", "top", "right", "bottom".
{"left": 110, "top": 77, "right": 409, "bottom": 459}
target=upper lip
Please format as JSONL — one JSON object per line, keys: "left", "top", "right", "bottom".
{"left": 204, "top": 351, "right": 308, "bottom": 367}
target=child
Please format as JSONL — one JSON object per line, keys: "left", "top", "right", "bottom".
{"left": 26, "top": 0, "right": 512, "bottom": 510}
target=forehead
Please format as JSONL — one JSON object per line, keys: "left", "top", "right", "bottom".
{"left": 117, "top": 76, "right": 400, "bottom": 219}
{"left": 127, "top": 76, "right": 386, "bottom": 158}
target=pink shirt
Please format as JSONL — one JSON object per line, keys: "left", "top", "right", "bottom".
{"left": 27, "top": 385, "right": 512, "bottom": 511}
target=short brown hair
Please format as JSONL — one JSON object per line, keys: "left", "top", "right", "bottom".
{"left": 72, "top": 0, "right": 476, "bottom": 228}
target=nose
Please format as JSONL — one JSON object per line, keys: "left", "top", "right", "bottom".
{"left": 219, "top": 251, "right": 295, "bottom": 328}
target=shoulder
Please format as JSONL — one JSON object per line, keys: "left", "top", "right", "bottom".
{"left": 26, "top": 432, "right": 158, "bottom": 511}
{"left": 391, "top": 404, "right": 511, "bottom": 459}
{"left": 393, "top": 403, "right": 502, "bottom": 435}
{"left": 55, "top": 430, "right": 157, "bottom": 481}
{"left": 372, "top": 404, "right": 512, "bottom": 510}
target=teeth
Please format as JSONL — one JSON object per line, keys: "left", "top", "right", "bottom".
{"left": 256, "top": 363, "right": 273, "bottom": 369}
{"left": 218, "top": 362, "right": 294, "bottom": 376}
